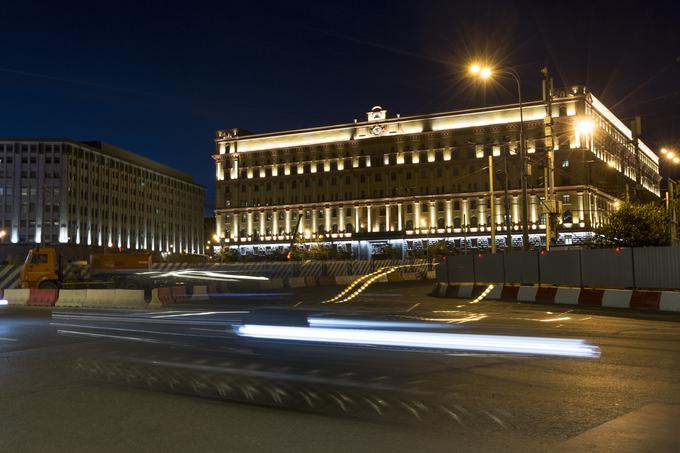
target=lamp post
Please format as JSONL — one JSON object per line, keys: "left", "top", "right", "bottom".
{"left": 469, "top": 64, "right": 530, "bottom": 250}
{"left": 660, "top": 148, "right": 680, "bottom": 243}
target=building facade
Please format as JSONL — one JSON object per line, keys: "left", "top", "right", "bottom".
{"left": 213, "top": 86, "right": 660, "bottom": 257}
{"left": 0, "top": 139, "right": 205, "bottom": 253}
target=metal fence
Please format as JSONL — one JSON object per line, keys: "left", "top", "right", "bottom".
{"left": 436, "top": 246, "right": 680, "bottom": 290}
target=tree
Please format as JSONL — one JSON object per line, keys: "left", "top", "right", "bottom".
{"left": 593, "top": 202, "right": 670, "bottom": 247}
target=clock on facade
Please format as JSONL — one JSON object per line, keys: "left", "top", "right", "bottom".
{"left": 371, "top": 125, "right": 383, "bottom": 136}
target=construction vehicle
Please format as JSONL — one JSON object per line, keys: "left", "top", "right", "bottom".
{"left": 21, "top": 246, "right": 156, "bottom": 290}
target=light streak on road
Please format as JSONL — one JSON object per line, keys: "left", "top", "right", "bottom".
{"left": 0, "top": 299, "right": 8, "bottom": 306}
{"left": 152, "top": 311, "right": 248, "bottom": 319}
{"left": 539, "top": 317, "right": 572, "bottom": 322}
{"left": 307, "top": 317, "right": 451, "bottom": 330}
{"left": 236, "top": 324, "right": 601, "bottom": 358}
{"left": 141, "top": 270, "right": 270, "bottom": 282}
{"left": 470, "top": 285, "right": 494, "bottom": 304}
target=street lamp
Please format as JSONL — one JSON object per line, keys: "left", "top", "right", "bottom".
{"left": 659, "top": 148, "right": 680, "bottom": 243}
{"left": 469, "top": 63, "right": 530, "bottom": 250}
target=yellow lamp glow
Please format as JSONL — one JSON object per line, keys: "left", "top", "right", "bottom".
{"left": 479, "top": 67, "right": 492, "bottom": 79}
{"left": 470, "top": 64, "right": 481, "bottom": 74}
{"left": 576, "top": 119, "right": 595, "bottom": 135}
{"left": 660, "top": 148, "right": 668, "bottom": 155}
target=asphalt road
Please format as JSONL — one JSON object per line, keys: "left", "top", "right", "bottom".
{"left": 1, "top": 282, "right": 679, "bottom": 452}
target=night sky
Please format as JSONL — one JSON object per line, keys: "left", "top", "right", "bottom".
{"left": 2, "top": 1, "right": 679, "bottom": 212}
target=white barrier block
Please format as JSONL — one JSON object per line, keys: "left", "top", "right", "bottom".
{"left": 458, "top": 285, "right": 473, "bottom": 298}
{"left": 55, "top": 289, "right": 87, "bottom": 308}
{"left": 84, "top": 289, "right": 119, "bottom": 308}
{"left": 148, "top": 288, "right": 162, "bottom": 309}
{"left": 517, "top": 286, "right": 538, "bottom": 302}
{"left": 401, "top": 272, "right": 420, "bottom": 281}
{"left": 486, "top": 285, "right": 503, "bottom": 300}
{"left": 602, "top": 289, "right": 633, "bottom": 308}
{"left": 260, "top": 279, "right": 284, "bottom": 290}
{"left": 3, "top": 289, "right": 30, "bottom": 305}
{"left": 436, "top": 283, "right": 448, "bottom": 297}
{"left": 660, "top": 292, "right": 680, "bottom": 312}
{"left": 555, "top": 287, "right": 580, "bottom": 305}
{"left": 288, "top": 277, "right": 307, "bottom": 288}
{"left": 112, "top": 290, "right": 146, "bottom": 308}
{"left": 425, "top": 270, "right": 436, "bottom": 280}
{"left": 191, "top": 285, "right": 209, "bottom": 301}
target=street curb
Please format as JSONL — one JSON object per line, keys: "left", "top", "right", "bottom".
{"left": 431, "top": 282, "right": 680, "bottom": 313}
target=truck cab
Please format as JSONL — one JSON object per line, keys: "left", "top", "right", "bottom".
{"left": 21, "top": 247, "right": 59, "bottom": 289}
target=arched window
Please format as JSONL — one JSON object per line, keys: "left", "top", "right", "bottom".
{"left": 470, "top": 216, "right": 478, "bottom": 227}
{"left": 406, "top": 220, "right": 414, "bottom": 230}
{"left": 454, "top": 217, "right": 461, "bottom": 228}
{"left": 346, "top": 223, "right": 354, "bottom": 233}
{"left": 437, "top": 218, "right": 445, "bottom": 228}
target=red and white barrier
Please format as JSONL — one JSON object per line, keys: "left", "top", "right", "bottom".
{"left": 432, "top": 282, "right": 680, "bottom": 313}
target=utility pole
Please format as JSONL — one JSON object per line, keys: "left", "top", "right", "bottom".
{"left": 544, "top": 167, "right": 551, "bottom": 251}
{"left": 488, "top": 155, "right": 496, "bottom": 253}
{"left": 503, "top": 150, "right": 512, "bottom": 250}
{"left": 542, "top": 67, "right": 556, "bottom": 247}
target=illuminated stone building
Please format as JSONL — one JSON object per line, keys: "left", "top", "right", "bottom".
{"left": 213, "top": 86, "right": 660, "bottom": 257}
{"left": 0, "top": 139, "right": 205, "bottom": 253}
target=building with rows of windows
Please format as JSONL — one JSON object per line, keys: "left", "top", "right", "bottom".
{"left": 213, "top": 86, "right": 660, "bottom": 258}
{"left": 0, "top": 139, "right": 205, "bottom": 253}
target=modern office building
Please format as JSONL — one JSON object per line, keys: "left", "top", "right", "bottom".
{"left": 0, "top": 139, "right": 205, "bottom": 253}
{"left": 213, "top": 86, "right": 660, "bottom": 257}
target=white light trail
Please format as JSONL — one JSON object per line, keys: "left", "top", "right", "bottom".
{"left": 0, "top": 299, "right": 8, "bottom": 306}
{"left": 307, "top": 317, "right": 450, "bottom": 329}
{"left": 236, "top": 325, "right": 600, "bottom": 358}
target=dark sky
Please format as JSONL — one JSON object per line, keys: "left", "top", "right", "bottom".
{"left": 2, "top": 1, "right": 679, "bottom": 211}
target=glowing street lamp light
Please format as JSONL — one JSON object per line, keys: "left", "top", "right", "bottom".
{"left": 576, "top": 119, "right": 595, "bottom": 136}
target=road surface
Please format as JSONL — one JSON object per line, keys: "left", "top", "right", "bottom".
{"left": 1, "top": 282, "right": 679, "bottom": 452}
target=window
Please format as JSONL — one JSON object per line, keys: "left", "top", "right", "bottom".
{"left": 563, "top": 194, "right": 571, "bottom": 204}
{"left": 562, "top": 160, "right": 570, "bottom": 168}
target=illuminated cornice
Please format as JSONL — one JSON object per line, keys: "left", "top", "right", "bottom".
{"left": 216, "top": 99, "right": 578, "bottom": 153}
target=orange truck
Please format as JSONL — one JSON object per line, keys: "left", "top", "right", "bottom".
{"left": 21, "top": 247, "right": 154, "bottom": 290}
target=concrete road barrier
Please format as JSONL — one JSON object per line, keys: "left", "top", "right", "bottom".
{"left": 110, "top": 289, "right": 146, "bottom": 308}
{"left": 602, "top": 289, "right": 633, "bottom": 308}
{"left": 190, "top": 285, "right": 209, "bottom": 301}
{"left": 259, "top": 278, "right": 284, "bottom": 290}
{"left": 517, "top": 286, "right": 538, "bottom": 302}
{"left": 317, "top": 276, "right": 337, "bottom": 286}
{"left": 84, "top": 289, "right": 118, "bottom": 307}
{"left": 55, "top": 289, "right": 87, "bottom": 308}
{"left": 555, "top": 287, "right": 581, "bottom": 305}
{"left": 27, "top": 289, "right": 59, "bottom": 307}
{"left": 4, "top": 289, "right": 30, "bottom": 305}
{"left": 660, "top": 291, "right": 680, "bottom": 312}
{"left": 288, "top": 277, "right": 307, "bottom": 288}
